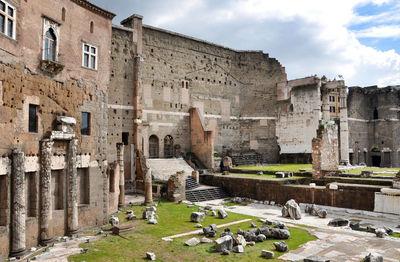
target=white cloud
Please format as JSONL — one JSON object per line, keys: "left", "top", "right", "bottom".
{"left": 91, "top": 0, "right": 400, "bottom": 87}
{"left": 354, "top": 25, "right": 400, "bottom": 38}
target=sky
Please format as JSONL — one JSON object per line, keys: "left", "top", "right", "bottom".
{"left": 91, "top": 0, "right": 400, "bottom": 87}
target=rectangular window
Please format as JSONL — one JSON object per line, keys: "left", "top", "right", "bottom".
{"left": 0, "top": 0, "right": 16, "bottom": 39}
{"left": 81, "top": 112, "right": 90, "bottom": 136}
{"left": 51, "top": 170, "right": 64, "bottom": 210}
{"left": 330, "top": 106, "right": 336, "bottom": 113}
{"left": 29, "top": 104, "right": 38, "bottom": 133}
{"left": 82, "top": 43, "right": 97, "bottom": 70}
{"left": 329, "top": 96, "right": 335, "bottom": 102}
{"left": 122, "top": 132, "right": 129, "bottom": 145}
{"left": 25, "top": 172, "right": 37, "bottom": 218}
{"left": 0, "top": 175, "right": 7, "bottom": 226}
{"left": 78, "top": 168, "right": 89, "bottom": 205}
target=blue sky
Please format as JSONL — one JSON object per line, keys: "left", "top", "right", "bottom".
{"left": 91, "top": 0, "right": 400, "bottom": 87}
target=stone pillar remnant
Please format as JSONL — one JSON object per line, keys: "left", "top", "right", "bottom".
{"left": 144, "top": 167, "right": 153, "bottom": 205}
{"left": 40, "top": 140, "right": 53, "bottom": 245}
{"left": 117, "top": 143, "right": 125, "bottom": 208}
{"left": 167, "top": 171, "right": 186, "bottom": 202}
{"left": 312, "top": 123, "right": 339, "bottom": 179}
{"left": 67, "top": 138, "right": 79, "bottom": 236}
{"left": 10, "top": 148, "right": 26, "bottom": 257}
{"left": 339, "top": 84, "right": 350, "bottom": 165}
{"left": 191, "top": 170, "right": 199, "bottom": 184}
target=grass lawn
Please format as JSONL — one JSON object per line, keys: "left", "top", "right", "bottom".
{"left": 341, "top": 167, "right": 399, "bottom": 175}
{"left": 219, "top": 173, "right": 305, "bottom": 180}
{"left": 233, "top": 164, "right": 312, "bottom": 173}
{"left": 69, "top": 202, "right": 316, "bottom": 261}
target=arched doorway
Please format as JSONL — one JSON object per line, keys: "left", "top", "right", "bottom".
{"left": 164, "top": 135, "right": 174, "bottom": 158}
{"left": 149, "top": 135, "right": 159, "bottom": 158}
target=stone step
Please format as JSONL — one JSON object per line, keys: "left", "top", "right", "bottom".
{"left": 186, "top": 187, "right": 229, "bottom": 202}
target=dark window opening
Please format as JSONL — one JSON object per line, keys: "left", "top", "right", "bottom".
{"left": 90, "top": 21, "right": 94, "bottom": 33}
{"left": 122, "top": 132, "right": 129, "bottom": 145}
{"left": 164, "top": 135, "right": 174, "bottom": 158}
{"left": 0, "top": 175, "right": 7, "bottom": 226}
{"left": 373, "top": 108, "right": 378, "bottom": 120}
{"left": 61, "top": 8, "right": 66, "bottom": 22}
{"left": 25, "top": 172, "right": 38, "bottom": 218}
{"left": 330, "top": 106, "right": 336, "bottom": 113}
{"left": 29, "top": 104, "right": 38, "bottom": 133}
{"left": 78, "top": 168, "right": 89, "bottom": 205}
{"left": 81, "top": 112, "right": 90, "bottom": 136}
{"left": 51, "top": 170, "right": 64, "bottom": 210}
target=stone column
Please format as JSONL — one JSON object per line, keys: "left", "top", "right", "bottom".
{"left": 321, "top": 84, "right": 330, "bottom": 121}
{"left": 40, "top": 140, "right": 53, "bottom": 245}
{"left": 339, "top": 85, "right": 349, "bottom": 165}
{"left": 144, "top": 167, "right": 153, "bottom": 205}
{"left": 117, "top": 143, "right": 125, "bottom": 208}
{"left": 67, "top": 139, "right": 78, "bottom": 236}
{"left": 10, "top": 148, "right": 26, "bottom": 257}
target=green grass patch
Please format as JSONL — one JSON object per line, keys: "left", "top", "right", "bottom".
{"left": 217, "top": 173, "right": 305, "bottom": 180}
{"left": 233, "top": 164, "right": 312, "bottom": 173}
{"left": 341, "top": 167, "right": 399, "bottom": 175}
{"left": 69, "top": 202, "right": 316, "bottom": 262}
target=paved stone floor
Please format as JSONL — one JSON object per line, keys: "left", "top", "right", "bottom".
{"left": 197, "top": 200, "right": 400, "bottom": 262}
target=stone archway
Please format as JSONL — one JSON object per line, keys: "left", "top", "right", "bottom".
{"left": 164, "top": 135, "right": 174, "bottom": 158}
{"left": 149, "top": 135, "right": 159, "bottom": 158}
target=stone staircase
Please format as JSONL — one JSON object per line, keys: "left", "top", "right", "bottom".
{"left": 146, "top": 158, "right": 194, "bottom": 181}
{"left": 185, "top": 176, "right": 228, "bottom": 202}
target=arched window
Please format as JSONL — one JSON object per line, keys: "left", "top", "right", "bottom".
{"left": 373, "top": 107, "right": 378, "bottom": 120}
{"left": 164, "top": 135, "right": 174, "bottom": 158}
{"left": 149, "top": 135, "right": 159, "bottom": 158}
{"left": 44, "top": 28, "right": 56, "bottom": 61}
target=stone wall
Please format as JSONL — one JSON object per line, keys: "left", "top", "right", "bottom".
{"left": 348, "top": 86, "right": 400, "bottom": 167}
{"left": 276, "top": 77, "right": 321, "bottom": 158}
{"left": 201, "top": 174, "right": 377, "bottom": 211}
{"left": 0, "top": 0, "right": 113, "bottom": 258}
{"left": 135, "top": 24, "right": 286, "bottom": 162}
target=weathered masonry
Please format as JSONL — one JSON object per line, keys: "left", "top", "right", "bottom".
{"left": 0, "top": 0, "right": 114, "bottom": 258}
{"left": 109, "top": 14, "right": 287, "bottom": 180}
{"left": 348, "top": 85, "right": 400, "bottom": 167}
{"left": 276, "top": 77, "right": 349, "bottom": 165}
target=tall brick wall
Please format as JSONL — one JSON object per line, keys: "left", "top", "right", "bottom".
{"left": 138, "top": 25, "right": 286, "bottom": 162}
{"left": 348, "top": 86, "right": 400, "bottom": 167}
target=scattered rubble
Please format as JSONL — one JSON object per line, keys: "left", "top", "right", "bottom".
{"left": 281, "top": 199, "right": 302, "bottom": 220}
{"left": 327, "top": 218, "right": 348, "bottom": 227}
{"left": 190, "top": 212, "right": 206, "bottom": 223}
{"left": 146, "top": 252, "right": 156, "bottom": 261}
{"left": 364, "top": 252, "right": 383, "bottom": 262}
{"left": 185, "top": 237, "right": 200, "bottom": 247}
{"left": 261, "top": 250, "right": 274, "bottom": 259}
{"left": 273, "top": 241, "right": 288, "bottom": 252}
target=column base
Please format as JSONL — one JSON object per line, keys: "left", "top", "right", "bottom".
{"left": 10, "top": 248, "right": 26, "bottom": 258}
{"left": 40, "top": 237, "right": 55, "bottom": 246}
{"left": 66, "top": 229, "right": 79, "bottom": 237}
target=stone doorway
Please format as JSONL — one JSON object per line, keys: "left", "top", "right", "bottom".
{"left": 149, "top": 135, "right": 159, "bottom": 158}
{"left": 164, "top": 135, "right": 174, "bottom": 158}
{"left": 371, "top": 155, "right": 381, "bottom": 167}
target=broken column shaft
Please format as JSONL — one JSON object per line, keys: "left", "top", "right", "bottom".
{"left": 40, "top": 140, "right": 53, "bottom": 245}
{"left": 67, "top": 138, "right": 79, "bottom": 236}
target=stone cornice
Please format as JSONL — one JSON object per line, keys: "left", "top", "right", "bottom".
{"left": 70, "top": 0, "right": 115, "bottom": 20}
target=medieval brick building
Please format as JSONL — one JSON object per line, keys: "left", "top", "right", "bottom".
{"left": 0, "top": 0, "right": 114, "bottom": 258}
